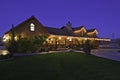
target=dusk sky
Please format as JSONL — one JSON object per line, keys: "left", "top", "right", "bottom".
{"left": 0, "top": 0, "right": 120, "bottom": 39}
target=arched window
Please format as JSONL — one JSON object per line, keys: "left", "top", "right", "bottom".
{"left": 30, "top": 23, "right": 35, "bottom": 31}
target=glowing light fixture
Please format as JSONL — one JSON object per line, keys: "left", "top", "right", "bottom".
{"left": 46, "top": 39, "right": 49, "bottom": 41}
{"left": 3, "top": 35, "right": 10, "bottom": 42}
{"left": 69, "top": 38, "right": 72, "bottom": 41}
{"left": 51, "top": 38, "right": 53, "bottom": 41}
{"left": 67, "top": 37, "right": 70, "bottom": 40}
{"left": 59, "top": 37, "right": 61, "bottom": 40}
{"left": 14, "top": 36, "right": 18, "bottom": 41}
{"left": 2, "top": 50, "right": 9, "bottom": 55}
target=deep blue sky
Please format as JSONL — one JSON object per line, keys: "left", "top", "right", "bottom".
{"left": 0, "top": 0, "right": 120, "bottom": 38}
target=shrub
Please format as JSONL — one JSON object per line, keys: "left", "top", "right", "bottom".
{"left": 83, "top": 40, "right": 91, "bottom": 54}
{"left": 6, "top": 35, "right": 48, "bottom": 53}
{"left": 0, "top": 53, "right": 13, "bottom": 60}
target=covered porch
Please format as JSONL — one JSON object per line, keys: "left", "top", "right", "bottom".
{"left": 44, "top": 34, "right": 103, "bottom": 49}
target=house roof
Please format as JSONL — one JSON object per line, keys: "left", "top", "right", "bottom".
{"left": 4, "top": 16, "right": 99, "bottom": 37}
{"left": 15, "top": 16, "right": 43, "bottom": 28}
{"left": 72, "top": 26, "right": 85, "bottom": 31}
{"left": 5, "top": 16, "right": 43, "bottom": 34}
{"left": 60, "top": 26, "right": 66, "bottom": 29}
{"left": 45, "top": 26, "right": 71, "bottom": 36}
{"left": 87, "top": 28, "right": 96, "bottom": 33}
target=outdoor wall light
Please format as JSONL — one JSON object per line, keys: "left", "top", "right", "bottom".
{"left": 2, "top": 50, "right": 9, "bottom": 56}
{"left": 69, "top": 38, "right": 72, "bottom": 41}
{"left": 59, "top": 37, "right": 61, "bottom": 40}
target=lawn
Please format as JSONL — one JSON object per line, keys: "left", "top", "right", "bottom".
{"left": 0, "top": 52, "right": 120, "bottom": 80}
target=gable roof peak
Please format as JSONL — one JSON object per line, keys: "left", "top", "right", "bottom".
{"left": 30, "top": 15, "right": 36, "bottom": 19}
{"left": 73, "top": 25, "right": 86, "bottom": 31}
{"left": 4, "top": 16, "right": 43, "bottom": 34}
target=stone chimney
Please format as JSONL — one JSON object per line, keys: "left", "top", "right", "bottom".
{"left": 66, "top": 21, "right": 73, "bottom": 31}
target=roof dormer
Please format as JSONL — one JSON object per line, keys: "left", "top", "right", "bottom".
{"left": 87, "top": 28, "right": 98, "bottom": 37}
{"left": 87, "top": 28, "right": 98, "bottom": 35}
{"left": 73, "top": 26, "right": 87, "bottom": 33}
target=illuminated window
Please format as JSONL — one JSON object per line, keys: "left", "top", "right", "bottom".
{"left": 30, "top": 23, "right": 35, "bottom": 31}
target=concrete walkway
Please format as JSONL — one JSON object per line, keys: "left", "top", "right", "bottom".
{"left": 1, "top": 48, "right": 120, "bottom": 61}
{"left": 91, "top": 48, "right": 120, "bottom": 61}
{"left": 0, "top": 49, "right": 84, "bottom": 56}
{"left": 13, "top": 49, "right": 84, "bottom": 56}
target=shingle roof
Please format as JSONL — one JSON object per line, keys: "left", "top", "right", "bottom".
{"left": 87, "top": 28, "right": 96, "bottom": 33}
{"left": 4, "top": 16, "right": 98, "bottom": 37}
{"left": 45, "top": 26, "right": 71, "bottom": 36}
{"left": 72, "top": 26, "right": 85, "bottom": 31}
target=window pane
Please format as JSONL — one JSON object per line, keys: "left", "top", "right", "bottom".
{"left": 30, "top": 23, "right": 35, "bottom": 31}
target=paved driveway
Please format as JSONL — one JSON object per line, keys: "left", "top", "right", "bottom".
{"left": 91, "top": 49, "right": 120, "bottom": 61}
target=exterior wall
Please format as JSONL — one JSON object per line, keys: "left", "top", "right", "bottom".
{"left": 15, "top": 19, "right": 48, "bottom": 37}
{"left": 87, "top": 33, "right": 97, "bottom": 38}
{"left": 3, "top": 17, "right": 48, "bottom": 41}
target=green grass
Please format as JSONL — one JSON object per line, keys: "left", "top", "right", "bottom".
{"left": 0, "top": 52, "right": 120, "bottom": 80}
